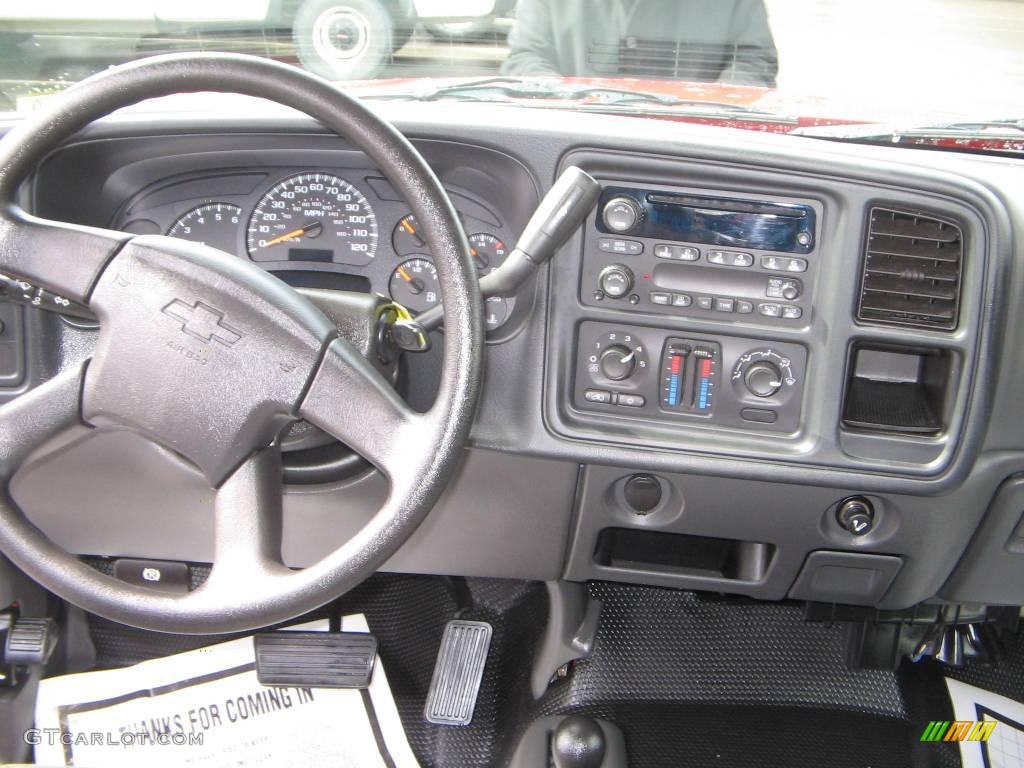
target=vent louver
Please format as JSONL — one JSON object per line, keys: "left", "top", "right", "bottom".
{"left": 858, "top": 208, "right": 963, "bottom": 330}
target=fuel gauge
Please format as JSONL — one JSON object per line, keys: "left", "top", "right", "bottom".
{"left": 389, "top": 257, "right": 439, "bottom": 314}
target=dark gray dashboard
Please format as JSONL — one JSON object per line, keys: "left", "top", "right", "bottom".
{"left": 3, "top": 99, "right": 1023, "bottom": 612}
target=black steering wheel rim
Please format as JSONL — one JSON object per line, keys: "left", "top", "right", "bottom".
{"left": 0, "top": 53, "right": 483, "bottom": 633}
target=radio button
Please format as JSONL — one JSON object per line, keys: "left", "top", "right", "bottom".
{"left": 696, "top": 296, "right": 713, "bottom": 310}
{"left": 714, "top": 297, "right": 735, "bottom": 313}
{"left": 599, "top": 237, "right": 643, "bottom": 255}
{"left": 671, "top": 293, "right": 692, "bottom": 307}
{"left": 655, "top": 244, "right": 700, "bottom": 261}
{"left": 708, "top": 250, "right": 753, "bottom": 267}
{"left": 758, "top": 303, "right": 783, "bottom": 318}
{"left": 599, "top": 264, "right": 634, "bottom": 298}
{"left": 736, "top": 300, "right": 754, "bottom": 314}
{"left": 767, "top": 277, "right": 802, "bottom": 301}
{"left": 650, "top": 292, "right": 671, "bottom": 305}
{"left": 761, "top": 255, "right": 808, "bottom": 273}
{"left": 782, "top": 305, "right": 803, "bottom": 320}
{"left": 603, "top": 197, "right": 642, "bottom": 233}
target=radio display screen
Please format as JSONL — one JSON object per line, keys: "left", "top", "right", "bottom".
{"left": 650, "top": 204, "right": 808, "bottom": 252}
{"left": 597, "top": 188, "right": 816, "bottom": 254}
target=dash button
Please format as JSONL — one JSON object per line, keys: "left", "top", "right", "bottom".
{"left": 741, "top": 408, "right": 778, "bottom": 424}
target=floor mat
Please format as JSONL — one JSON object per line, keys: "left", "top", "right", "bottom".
{"left": 36, "top": 615, "right": 417, "bottom": 767}
{"left": 81, "top": 573, "right": 967, "bottom": 768}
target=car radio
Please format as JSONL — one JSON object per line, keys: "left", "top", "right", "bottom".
{"left": 580, "top": 184, "right": 821, "bottom": 324}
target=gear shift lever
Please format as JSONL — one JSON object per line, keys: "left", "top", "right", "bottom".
{"left": 552, "top": 714, "right": 607, "bottom": 768}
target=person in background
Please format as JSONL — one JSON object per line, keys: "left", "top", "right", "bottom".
{"left": 502, "top": 0, "right": 778, "bottom": 87}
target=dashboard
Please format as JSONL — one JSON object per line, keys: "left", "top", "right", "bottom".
{"left": 3, "top": 100, "right": 1024, "bottom": 615}
{"left": 115, "top": 164, "right": 518, "bottom": 332}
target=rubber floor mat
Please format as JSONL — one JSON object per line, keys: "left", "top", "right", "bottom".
{"left": 83, "top": 572, "right": 958, "bottom": 768}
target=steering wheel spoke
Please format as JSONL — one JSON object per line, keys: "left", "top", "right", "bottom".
{"left": 0, "top": 362, "right": 86, "bottom": 479}
{"left": 0, "top": 210, "right": 127, "bottom": 305}
{"left": 299, "top": 338, "right": 421, "bottom": 480}
{"left": 205, "top": 445, "right": 291, "bottom": 588}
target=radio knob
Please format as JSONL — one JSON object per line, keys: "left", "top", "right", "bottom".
{"left": 602, "top": 196, "right": 642, "bottom": 233}
{"left": 598, "top": 264, "right": 634, "bottom": 299}
{"left": 744, "top": 361, "right": 783, "bottom": 398}
{"left": 781, "top": 283, "right": 801, "bottom": 301}
{"left": 600, "top": 345, "right": 637, "bottom": 381}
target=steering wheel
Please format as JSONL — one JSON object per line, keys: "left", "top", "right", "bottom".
{"left": 0, "top": 53, "right": 483, "bottom": 634}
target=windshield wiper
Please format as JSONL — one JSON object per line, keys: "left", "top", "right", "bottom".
{"left": 794, "top": 118, "right": 1024, "bottom": 143}
{"left": 365, "top": 76, "right": 797, "bottom": 123}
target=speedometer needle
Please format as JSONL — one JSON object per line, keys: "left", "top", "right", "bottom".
{"left": 261, "top": 221, "right": 323, "bottom": 248}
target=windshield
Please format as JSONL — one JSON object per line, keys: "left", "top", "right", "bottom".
{"left": 1, "top": 1, "right": 1022, "bottom": 153}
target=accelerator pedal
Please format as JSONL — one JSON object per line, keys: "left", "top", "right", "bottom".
{"left": 253, "top": 631, "right": 377, "bottom": 688}
{"left": 424, "top": 620, "right": 492, "bottom": 726}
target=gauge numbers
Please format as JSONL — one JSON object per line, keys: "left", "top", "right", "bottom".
{"left": 247, "top": 173, "right": 378, "bottom": 265}
{"left": 167, "top": 203, "right": 242, "bottom": 254}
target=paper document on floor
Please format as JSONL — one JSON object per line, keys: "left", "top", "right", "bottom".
{"left": 946, "top": 677, "right": 1024, "bottom": 768}
{"left": 33, "top": 615, "right": 420, "bottom": 768}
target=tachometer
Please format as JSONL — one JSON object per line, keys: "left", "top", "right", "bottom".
{"left": 167, "top": 203, "right": 242, "bottom": 254}
{"left": 246, "top": 173, "right": 378, "bottom": 265}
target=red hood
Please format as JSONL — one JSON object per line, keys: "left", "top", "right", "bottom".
{"left": 342, "top": 75, "right": 1023, "bottom": 154}
{"left": 343, "top": 75, "right": 863, "bottom": 132}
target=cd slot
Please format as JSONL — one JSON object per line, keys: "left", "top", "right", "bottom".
{"left": 646, "top": 193, "right": 808, "bottom": 219}
{"left": 653, "top": 262, "right": 796, "bottom": 302}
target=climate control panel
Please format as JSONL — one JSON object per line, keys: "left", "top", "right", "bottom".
{"left": 574, "top": 322, "right": 807, "bottom": 433}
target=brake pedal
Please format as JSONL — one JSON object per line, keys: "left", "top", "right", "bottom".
{"left": 424, "top": 620, "right": 492, "bottom": 726}
{"left": 253, "top": 631, "right": 377, "bottom": 688}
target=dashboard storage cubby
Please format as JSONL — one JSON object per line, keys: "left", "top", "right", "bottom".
{"left": 594, "top": 528, "right": 774, "bottom": 582}
{"left": 841, "top": 345, "right": 954, "bottom": 434}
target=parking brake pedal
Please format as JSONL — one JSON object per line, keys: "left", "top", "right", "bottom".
{"left": 253, "top": 632, "right": 377, "bottom": 688}
{"left": 4, "top": 617, "right": 57, "bottom": 666}
{"left": 424, "top": 620, "right": 492, "bottom": 726}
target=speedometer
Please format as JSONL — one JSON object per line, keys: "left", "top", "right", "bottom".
{"left": 246, "top": 173, "right": 378, "bottom": 265}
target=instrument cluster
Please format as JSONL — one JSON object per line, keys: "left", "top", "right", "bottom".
{"left": 118, "top": 168, "right": 515, "bottom": 331}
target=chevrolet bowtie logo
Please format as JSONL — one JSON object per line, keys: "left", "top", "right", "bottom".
{"left": 162, "top": 299, "right": 243, "bottom": 347}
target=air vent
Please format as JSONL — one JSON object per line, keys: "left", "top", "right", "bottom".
{"left": 857, "top": 208, "right": 963, "bottom": 330}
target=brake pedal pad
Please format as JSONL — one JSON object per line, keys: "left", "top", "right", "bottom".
{"left": 424, "top": 620, "right": 492, "bottom": 726}
{"left": 253, "top": 631, "right": 377, "bottom": 688}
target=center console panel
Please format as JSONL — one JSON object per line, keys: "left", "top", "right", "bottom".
{"left": 545, "top": 148, "right": 988, "bottom": 477}
{"left": 571, "top": 182, "right": 816, "bottom": 438}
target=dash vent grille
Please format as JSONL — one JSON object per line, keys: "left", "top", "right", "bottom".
{"left": 857, "top": 208, "right": 963, "bottom": 330}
